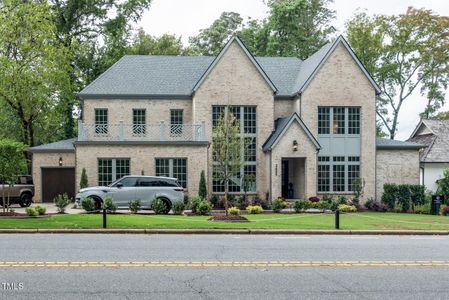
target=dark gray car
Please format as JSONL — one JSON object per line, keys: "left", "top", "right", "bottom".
{"left": 0, "top": 175, "right": 34, "bottom": 207}
{"left": 75, "top": 175, "right": 185, "bottom": 213}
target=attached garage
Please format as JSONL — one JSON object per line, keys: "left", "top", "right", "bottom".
{"left": 29, "top": 138, "right": 76, "bottom": 203}
{"left": 41, "top": 167, "right": 75, "bottom": 202}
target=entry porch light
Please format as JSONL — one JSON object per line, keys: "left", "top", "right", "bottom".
{"left": 293, "top": 140, "right": 298, "bottom": 151}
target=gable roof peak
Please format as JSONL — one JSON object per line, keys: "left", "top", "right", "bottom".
{"left": 192, "top": 36, "right": 277, "bottom": 93}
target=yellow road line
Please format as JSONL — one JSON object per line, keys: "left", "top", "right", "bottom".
{"left": 1, "top": 261, "right": 449, "bottom": 268}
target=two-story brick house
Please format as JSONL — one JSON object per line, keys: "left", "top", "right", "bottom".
{"left": 30, "top": 36, "right": 424, "bottom": 203}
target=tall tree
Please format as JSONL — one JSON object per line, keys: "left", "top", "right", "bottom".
{"left": 128, "top": 28, "right": 190, "bottom": 55}
{"left": 50, "top": 0, "right": 152, "bottom": 138}
{"left": 263, "top": 0, "right": 335, "bottom": 59}
{"left": 346, "top": 8, "right": 449, "bottom": 139}
{"left": 189, "top": 12, "right": 244, "bottom": 55}
{"left": 0, "top": 0, "right": 71, "bottom": 147}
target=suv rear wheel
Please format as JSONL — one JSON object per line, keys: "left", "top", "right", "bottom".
{"left": 19, "top": 193, "right": 32, "bottom": 207}
{"left": 159, "top": 198, "right": 172, "bottom": 215}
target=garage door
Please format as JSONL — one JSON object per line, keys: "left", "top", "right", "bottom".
{"left": 41, "top": 167, "right": 75, "bottom": 202}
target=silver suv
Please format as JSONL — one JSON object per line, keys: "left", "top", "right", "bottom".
{"left": 0, "top": 175, "right": 34, "bottom": 207}
{"left": 75, "top": 176, "right": 184, "bottom": 213}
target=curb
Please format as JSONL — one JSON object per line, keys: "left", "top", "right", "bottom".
{"left": 0, "top": 229, "right": 448, "bottom": 235}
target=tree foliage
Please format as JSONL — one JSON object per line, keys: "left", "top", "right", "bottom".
{"left": 188, "top": 0, "right": 336, "bottom": 59}
{"left": 0, "top": 139, "right": 27, "bottom": 212}
{"left": 128, "top": 28, "right": 190, "bottom": 55}
{"left": 212, "top": 110, "right": 243, "bottom": 214}
{"left": 0, "top": 0, "right": 71, "bottom": 147}
{"left": 346, "top": 8, "right": 449, "bottom": 139}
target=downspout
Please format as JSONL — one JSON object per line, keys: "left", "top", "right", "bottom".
{"left": 269, "top": 150, "right": 272, "bottom": 202}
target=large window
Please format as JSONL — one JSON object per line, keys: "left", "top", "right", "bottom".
{"left": 132, "top": 109, "right": 146, "bottom": 135}
{"left": 155, "top": 158, "right": 187, "bottom": 188}
{"left": 95, "top": 109, "right": 108, "bottom": 135}
{"left": 317, "top": 156, "right": 360, "bottom": 192}
{"left": 318, "top": 107, "right": 360, "bottom": 135}
{"left": 98, "top": 158, "right": 130, "bottom": 186}
{"left": 212, "top": 106, "right": 257, "bottom": 193}
{"left": 170, "top": 109, "right": 183, "bottom": 135}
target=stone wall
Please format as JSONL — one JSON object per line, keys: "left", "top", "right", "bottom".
{"left": 300, "top": 43, "right": 377, "bottom": 200}
{"left": 31, "top": 152, "right": 76, "bottom": 202}
{"left": 75, "top": 144, "right": 208, "bottom": 196}
{"left": 376, "top": 149, "right": 420, "bottom": 201}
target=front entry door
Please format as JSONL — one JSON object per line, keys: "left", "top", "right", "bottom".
{"left": 281, "top": 160, "right": 289, "bottom": 198}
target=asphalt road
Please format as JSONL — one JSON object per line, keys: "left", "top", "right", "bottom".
{"left": 1, "top": 234, "right": 449, "bottom": 299}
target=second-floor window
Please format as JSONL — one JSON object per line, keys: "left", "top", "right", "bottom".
{"left": 133, "top": 109, "right": 146, "bottom": 136}
{"left": 170, "top": 109, "right": 183, "bottom": 135}
{"left": 95, "top": 108, "right": 108, "bottom": 135}
{"left": 318, "top": 107, "right": 360, "bottom": 135}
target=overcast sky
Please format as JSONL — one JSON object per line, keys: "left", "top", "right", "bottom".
{"left": 137, "top": 0, "right": 449, "bottom": 140}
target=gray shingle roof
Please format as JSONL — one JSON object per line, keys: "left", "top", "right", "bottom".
{"left": 376, "top": 138, "right": 424, "bottom": 150}
{"left": 78, "top": 36, "right": 380, "bottom": 99}
{"left": 29, "top": 138, "right": 76, "bottom": 153}
{"left": 408, "top": 119, "right": 449, "bottom": 162}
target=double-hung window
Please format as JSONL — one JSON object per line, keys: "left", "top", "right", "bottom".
{"left": 155, "top": 158, "right": 187, "bottom": 188}
{"left": 132, "top": 109, "right": 146, "bottom": 136}
{"left": 95, "top": 109, "right": 108, "bottom": 135}
{"left": 170, "top": 109, "right": 183, "bottom": 135}
{"left": 98, "top": 158, "right": 130, "bottom": 186}
{"left": 212, "top": 106, "right": 257, "bottom": 193}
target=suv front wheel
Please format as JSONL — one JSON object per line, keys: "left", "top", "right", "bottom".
{"left": 19, "top": 193, "right": 32, "bottom": 207}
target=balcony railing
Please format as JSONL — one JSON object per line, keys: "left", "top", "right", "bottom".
{"left": 78, "top": 121, "right": 206, "bottom": 142}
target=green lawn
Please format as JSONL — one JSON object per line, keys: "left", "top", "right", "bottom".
{"left": 1, "top": 212, "right": 449, "bottom": 230}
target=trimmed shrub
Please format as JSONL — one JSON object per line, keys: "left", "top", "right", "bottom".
{"left": 172, "top": 200, "right": 186, "bottom": 215}
{"left": 365, "top": 199, "right": 388, "bottom": 212}
{"left": 272, "top": 198, "right": 286, "bottom": 213}
{"left": 246, "top": 205, "right": 263, "bottom": 214}
{"left": 81, "top": 197, "right": 95, "bottom": 212}
{"left": 235, "top": 195, "right": 249, "bottom": 210}
{"left": 293, "top": 199, "right": 310, "bottom": 212}
{"left": 80, "top": 168, "right": 88, "bottom": 189}
{"left": 317, "top": 200, "right": 330, "bottom": 211}
{"left": 440, "top": 205, "right": 449, "bottom": 216}
{"left": 228, "top": 206, "right": 240, "bottom": 216}
{"left": 252, "top": 198, "right": 269, "bottom": 209}
{"left": 382, "top": 183, "right": 398, "bottom": 209}
{"left": 54, "top": 193, "right": 72, "bottom": 213}
{"left": 128, "top": 199, "right": 141, "bottom": 214}
{"left": 103, "top": 196, "right": 117, "bottom": 213}
{"left": 198, "top": 170, "right": 207, "bottom": 200}
{"left": 337, "top": 204, "right": 357, "bottom": 213}
{"left": 196, "top": 201, "right": 212, "bottom": 215}
{"left": 189, "top": 196, "right": 203, "bottom": 214}
{"left": 210, "top": 194, "right": 220, "bottom": 208}
{"left": 414, "top": 203, "right": 430, "bottom": 214}
{"left": 25, "top": 207, "right": 37, "bottom": 216}
{"left": 151, "top": 198, "right": 167, "bottom": 215}
{"left": 397, "top": 184, "right": 412, "bottom": 212}
{"left": 35, "top": 205, "right": 46, "bottom": 215}
{"left": 308, "top": 196, "right": 320, "bottom": 203}
{"left": 410, "top": 184, "right": 426, "bottom": 207}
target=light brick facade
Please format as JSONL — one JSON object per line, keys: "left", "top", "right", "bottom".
{"left": 32, "top": 152, "right": 76, "bottom": 202}
{"left": 376, "top": 149, "right": 421, "bottom": 200}
{"left": 31, "top": 37, "right": 422, "bottom": 204}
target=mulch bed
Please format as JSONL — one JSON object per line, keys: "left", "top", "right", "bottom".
{"left": 0, "top": 212, "right": 54, "bottom": 219}
{"left": 0, "top": 211, "right": 26, "bottom": 217}
{"left": 208, "top": 214, "right": 249, "bottom": 222}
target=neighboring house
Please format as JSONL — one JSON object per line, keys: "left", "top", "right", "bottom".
{"left": 29, "top": 36, "right": 424, "bottom": 203}
{"left": 408, "top": 119, "right": 449, "bottom": 192}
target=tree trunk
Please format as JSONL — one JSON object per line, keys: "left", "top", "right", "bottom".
{"left": 2, "top": 184, "right": 5, "bottom": 213}
{"left": 224, "top": 180, "right": 229, "bottom": 216}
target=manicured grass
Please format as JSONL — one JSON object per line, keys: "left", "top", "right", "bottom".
{"left": 1, "top": 212, "right": 449, "bottom": 230}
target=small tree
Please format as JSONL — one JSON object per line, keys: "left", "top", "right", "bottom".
{"left": 352, "top": 178, "right": 365, "bottom": 207}
{"left": 0, "top": 139, "right": 27, "bottom": 212}
{"left": 80, "top": 168, "right": 88, "bottom": 189}
{"left": 212, "top": 110, "right": 243, "bottom": 215}
{"left": 198, "top": 170, "right": 207, "bottom": 200}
